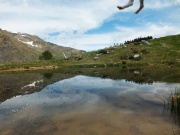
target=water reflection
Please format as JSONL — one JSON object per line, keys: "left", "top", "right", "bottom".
{"left": 0, "top": 71, "right": 76, "bottom": 103}
{"left": 0, "top": 75, "right": 180, "bottom": 135}
{"left": 43, "top": 72, "right": 54, "bottom": 79}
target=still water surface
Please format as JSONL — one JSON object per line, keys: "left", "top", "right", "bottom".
{"left": 0, "top": 75, "right": 180, "bottom": 135}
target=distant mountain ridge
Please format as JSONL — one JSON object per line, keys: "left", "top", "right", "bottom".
{"left": 0, "top": 28, "right": 84, "bottom": 64}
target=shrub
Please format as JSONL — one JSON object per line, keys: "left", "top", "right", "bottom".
{"left": 39, "top": 50, "right": 53, "bottom": 60}
{"left": 99, "top": 49, "right": 108, "bottom": 54}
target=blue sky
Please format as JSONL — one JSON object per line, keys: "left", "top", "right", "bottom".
{"left": 0, "top": 0, "right": 179, "bottom": 51}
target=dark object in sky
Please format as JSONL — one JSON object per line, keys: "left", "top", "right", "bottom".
{"left": 117, "top": 0, "right": 144, "bottom": 14}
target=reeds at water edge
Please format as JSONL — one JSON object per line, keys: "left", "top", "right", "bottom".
{"left": 168, "top": 88, "right": 180, "bottom": 127}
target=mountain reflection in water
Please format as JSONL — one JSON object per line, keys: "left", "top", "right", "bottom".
{"left": 0, "top": 75, "right": 180, "bottom": 135}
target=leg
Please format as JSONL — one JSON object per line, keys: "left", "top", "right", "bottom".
{"left": 117, "top": 0, "right": 134, "bottom": 10}
{"left": 134, "top": 0, "right": 144, "bottom": 14}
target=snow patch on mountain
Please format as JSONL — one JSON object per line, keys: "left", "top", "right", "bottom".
{"left": 18, "top": 39, "right": 40, "bottom": 48}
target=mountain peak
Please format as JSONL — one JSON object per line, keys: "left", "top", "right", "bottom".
{"left": 0, "top": 29, "right": 84, "bottom": 64}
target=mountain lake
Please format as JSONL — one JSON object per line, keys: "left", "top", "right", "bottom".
{"left": 0, "top": 67, "right": 180, "bottom": 135}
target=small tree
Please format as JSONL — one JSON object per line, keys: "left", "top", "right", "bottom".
{"left": 39, "top": 50, "right": 53, "bottom": 60}
{"left": 99, "top": 49, "right": 108, "bottom": 54}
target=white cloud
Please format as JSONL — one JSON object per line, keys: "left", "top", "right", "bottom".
{"left": 145, "top": 0, "right": 180, "bottom": 8}
{"left": 0, "top": 0, "right": 179, "bottom": 50}
{"left": 0, "top": 0, "right": 179, "bottom": 33}
{"left": 47, "top": 23, "right": 179, "bottom": 51}
{"left": 0, "top": 0, "right": 119, "bottom": 34}
{"left": 44, "top": 31, "right": 112, "bottom": 51}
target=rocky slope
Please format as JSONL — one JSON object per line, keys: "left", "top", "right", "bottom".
{"left": 0, "top": 28, "right": 84, "bottom": 64}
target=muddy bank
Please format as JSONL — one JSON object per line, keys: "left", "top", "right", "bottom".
{"left": 0, "top": 65, "right": 59, "bottom": 73}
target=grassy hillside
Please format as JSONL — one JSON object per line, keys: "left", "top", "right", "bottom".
{"left": 63, "top": 34, "right": 180, "bottom": 67}
{"left": 0, "top": 34, "right": 179, "bottom": 71}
